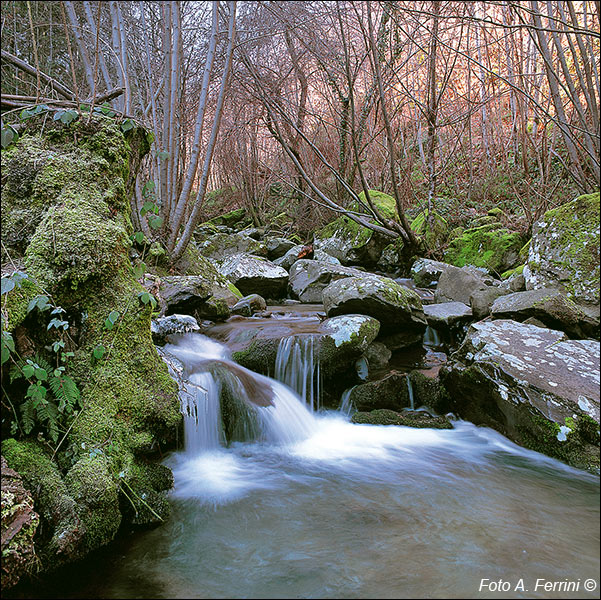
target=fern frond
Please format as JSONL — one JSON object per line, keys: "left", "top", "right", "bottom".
{"left": 49, "top": 374, "right": 80, "bottom": 413}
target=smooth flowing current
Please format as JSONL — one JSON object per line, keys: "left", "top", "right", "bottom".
{"left": 17, "top": 333, "right": 600, "bottom": 599}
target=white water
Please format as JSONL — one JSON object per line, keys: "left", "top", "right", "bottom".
{"left": 274, "top": 335, "right": 321, "bottom": 411}
{"left": 424, "top": 325, "right": 442, "bottom": 347}
{"left": 54, "top": 332, "right": 599, "bottom": 599}
{"left": 407, "top": 373, "right": 415, "bottom": 409}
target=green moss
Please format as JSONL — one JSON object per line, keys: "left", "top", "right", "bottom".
{"left": 501, "top": 264, "right": 525, "bottom": 280}
{"left": 207, "top": 208, "right": 246, "bottom": 227}
{"left": 444, "top": 223, "right": 523, "bottom": 273}
{"left": 411, "top": 210, "right": 449, "bottom": 250}
{"left": 3, "top": 278, "right": 44, "bottom": 331}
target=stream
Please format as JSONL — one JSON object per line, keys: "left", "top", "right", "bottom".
{"left": 12, "top": 310, "right": 600, "bottom": 599}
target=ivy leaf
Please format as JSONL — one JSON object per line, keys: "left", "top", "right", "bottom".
{"left": 104, "top": 310, "right": 120, "bottom": 330}
{"left": 121, "top": 119, "right": 135, "bottom": 132}
{"left": 1, "top": 277, "right": 15, "bottom": 295}
{"left": 141, "top": 201, "right": 155, "bottom": 217}
{"left": 34, "top": 367, "right": 48, "bottom": 381}
{"left": 133, "top": 262, "right": 146, "bottom": 279}
{"left": 93, "top": 345, "right": 105, "bottom": 360}
{"left": 53, "top": 110, "right": 65, "bottom": 121}
{"left": 134, "top": 231, "right": 145, "bottom": 244}
{"left": 60, "top": 110, "right": 78, "bottom": 124}
{"left": 1, "top": 331, "right": 15, "bottom": 365}
{"left": 27, "top": 295, "right": 51, "bottom": 313}
{"left": 1, "top": 126, "right": 18, "bottom": 149}
{"left": 22, "top": 364, "right": 35, "bottom": 378}
{"left": 148, "top": 215, "right": 164, "bottom": 230}
{"left": 142, "top": 181, "right": 155, "bottom": 197}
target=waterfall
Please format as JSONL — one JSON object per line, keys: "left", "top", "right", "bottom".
{"left": 274, "top": 335, "right": 321, "bottom": 412}
{"left": 164, "top": 334, "right": 316, "bottom": 452}
{"left": 339, "top": 386, "right": 356, "bottom": 416}
{"left": 180, "top": 373, "right": 224, "bottom": 455}
{"left": 423, "top": 326, "right": 441, "bottom": 348}
{"left": 406, "top": 374, "right": 415, "bottom": 410}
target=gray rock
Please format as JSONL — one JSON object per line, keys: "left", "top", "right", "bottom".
{"left": 434, "top": 265, "right": 489, "bottom": 305}
{"left": 363, "top": 341, "right": 392, "bottom": 368}
{"left": 198, "top": 232, "right": 267, "bottom": 263}
{"left": 347, "top": 372, "right": 411, "bottom": 412}
{"left": 323, "top": 274, "right": 427, "bottom": 334}
{"left": 266, "top": 237, "right": 297, "bottom": 260}
{"left": 288, "top": 259, "right": 364, "bottom": 303}
{"left": 470, "top": 287, "right": 509, "bottom": 319}
{"left": 411, "top": 258, "right": 452, "bottom": 288}
{"left": 500, "top": 272, "right": 526, "bottom": 293}
{"left": 151, "top": 314, "right": 200, "bottom": 344}
{"left": 441, "top": 319, "right": 600, "bottom": 471}
{"left": 351, "top": 408, "right": 453, "bottom": 429}
{"left": 231, "top": 294, "right": 267, "bottom": 317}
{"left": 221, "top": 253, "right": 289, "bottom": 298}
{"left": 490, "top": 287, "right": 594, "bottom": 338}
{"left": 423, "top": 302, "right": 472, "bottom": 328}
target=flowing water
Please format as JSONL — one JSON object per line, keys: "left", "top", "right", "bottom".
{"left": 13, "top": 331, "right": 599, "bottom": 599}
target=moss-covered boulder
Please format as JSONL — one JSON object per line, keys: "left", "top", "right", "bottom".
{"left": 524, "top": 192, "right": 600, "bottom": 305}
{"left": 351, "top": 408, "right": 453, "bottom": 429}
{"left": 322, "top": 274, "right": 427, "bottom": 337}
{"left": 444, "top": 222, "right": 523, "bottom": 274}
{"left": 314, "top": 190, "right": 398, "bottom": 267}
{"left": 440, "top": 320, "right": 600, "bottom": 472}
{"left": 1, "top": 115, "right": 181, "bottom": 574}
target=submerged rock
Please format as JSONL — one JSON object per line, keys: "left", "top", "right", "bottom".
{"left": 441, "top": 319, "right": 600, "bottom": 471}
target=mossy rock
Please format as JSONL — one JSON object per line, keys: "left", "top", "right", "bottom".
{"left": 351, "top": 408, "right": 452, "bottom": 429}
{"left": 206, "top": 207, "right": 247, "bottom": 228}
{"left": 411, "top": 209, "right": 449, "bottom": 250}
{"left": 444, "top": 223, "right": 523, "bottom": 273}
{"left": 315, "top": 190, "right": 397, "bottom": 266}
{"left": 1, "top": 116, "right": 181, "bottom": 570}
{"left": 525, "top": 191, "right": 600, "bottom": 304}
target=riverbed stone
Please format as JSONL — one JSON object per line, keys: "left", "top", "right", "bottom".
{"left": 351, "top": 408, "right": 453, "bottom": 429}
{"left": 440, "top": 319, "right": 600, "bottom": 471}
{"left": 470, "top": 287, "right": 509, "bottom": 319}
{"left": 266, "top": 237, "right": 297, "bottom": 260}
{"left": 288, "top": 259, "right": 364, "bottom": 303}
{"left": 490, "top": 287, "right": 595, "bottom": 339}
{"left": 231, "top": 294, "right": 267, "bottom": 317}
{"left": 434, "top": 265, "right": 490, "bottom": 305}
{"left": 524, "top": 192, "right": 600, "bottom": 305}
{"left": 151, "top": 314, "right": 200, "bottom": 344}
{"left": 347, "top": 372, "right": 410, "bottom": 412}
{"left": 221, "top": 253, "right": 289, "bottom": 299}
{"left": 423, "top": 302, "right": 472, "bottom": 328}
{"left": 322, "top": 274, "right": 427, "bottom": 336}
{"left": 410, "top": 258, "right": 452, "bottom": 288}
{"left": 197, "top": 232, "right": 267, "bottom": 263}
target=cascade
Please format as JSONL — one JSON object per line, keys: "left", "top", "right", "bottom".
{"left": 274, "top": 335, "right": 321, "bottom": 411}
{"left": 423, "top": 325, "right": 441, "bottom": 347}
{"left": 339, "top": 386, "right": 356, "bottom": 415}
{"left": 406, "top": 374, "right": 415, "bottom": 409}
{"left": 164, "top": 334, "right": 316, "bottom": 452}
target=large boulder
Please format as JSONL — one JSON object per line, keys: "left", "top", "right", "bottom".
{"left": 288, "top": 259, "right": 364, "bottom": 303}
{"left": 323, "top": 275, "right": 425, "bottom": 326}
{"left": 346, "top": 372, "right": 410, "bottom": 412}
{"left": 441, "top": 320, "right": 600, "bottom": 471}
{"left": 221, "top": 253, "right": 289, "bottom": 298}
{"left": 524, "top": 192, "right": 600, "bottom": 305}
{"left": 444, "top": 223, "right": 523, "bottom": 273}
{"left": 323, "top": 275, "right": 427, "bottom": 344}
{"left": 1, "top": 116, "right": 181, "bottom": 570}
{"left": 490, "top": 288, "right": 597, "bottom": 339}
{"left": 266, "top": 237, "right": 298, "bottom": 260}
